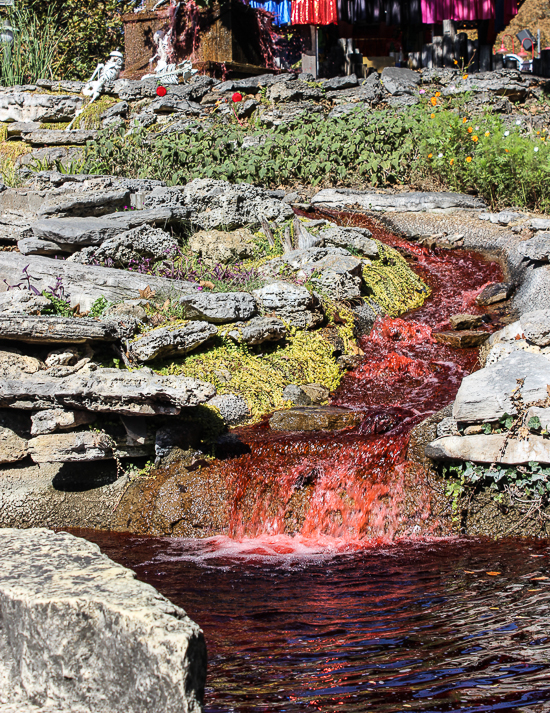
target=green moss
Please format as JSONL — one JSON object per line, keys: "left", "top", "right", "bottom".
{"left": 40, "top": 121, "right": 70, "bottom": 130}
{"left": 157, "top": 331, "right": 343, "bottom": 423}
{"left": 363, "top": 241, "right": 429, "bottom": 316}
{"left": 72, "top": 96, "right": 118, "bottom": 130}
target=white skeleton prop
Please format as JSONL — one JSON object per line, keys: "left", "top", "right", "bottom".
{"left": 66, "top": 50, "right": 124, "bottom": 131}
{"left": 141, "top": 28, "right": 197, "bottom": 85}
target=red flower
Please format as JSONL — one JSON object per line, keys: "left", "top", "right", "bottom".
{"left": 156, "top": 85, "right": 167, "bottom": 97}
{"left": 232, "top": 92, "right": 243, "bottom": 103}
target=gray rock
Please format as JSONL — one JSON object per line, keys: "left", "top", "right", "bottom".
{"left": 311, "top": 189, "right": 485, "bottom": 212}
{"left": 30, "top": 408, "right": 96, "bottom": 435}
{"left": 0, "top": 93, "right": 83, "bottom": 123}
{"left": 530, "top": 218, "right": 550, "bottom": 231}
{"left": 0, "top": 349, "right": 43, "bottom": 378}
{"left": 452, "top": 351, "right": 550, "bottom": 423}
{"left": 270, "top": 406, "right": 361, "bottom": 432}
{"left": 105, "top": 299, "right": 148, "bottom": 322}
{"left": 381, "top": 67, "right": 421, "bottom": 95}
{"left": 265, "top": 246, "right": 357, "bottom": 273}
{"left": 27, "top": 431, "right": 117, "bottom": 462}
{"left": 178, "top": 291, "right": 256, "bottom": 324}
{"left": 387, "top": 95, "right": 420, "bottom": 107}
{"left": 231, "top": 73, "right": 296, "bottom": 93}
{"left": 326, "top": 73, "right": 383, "bottom": 104}
{"left": 101, "top": 101, "right": 129, "bottom": 119}
{"left": 132, "top": 111, "right": 157, "bottom": 128}
{"left": 526, "top": 406, "right": 550, "bottom": 431}
{"left": 475, "top": 282, "right": 512, "bottom": 305}
{"left": 282, "top": 383, "right": 329, "bottom": 406}
{"left": 436, "top": 416, "right": 460, "bottom": 437}
{"left": 311, "top": 269, "right": 363, "bottom": 300}
{"left": 17, "top": 237, "right": 64, "bottom": 255}
{"left": 0, "top": 253, "right": 198, "bottom": 311}
{"left": 517, "top": 233, "right": 550, "bottom": 262}
{"left": 521, "top": 310, "right": 550, "bottom": 346}
{"left": 182, "top": 178, "right": 293, "bottom": 230}
{"left": 168, "top": 75, "right": 218, "bottom": 102}
{"left": 149, "top": 96, "right": 204, "bottom": 116}
{"left": 38, "top": 189, "right": 131, "bottom": 217}
{"left": 319, "top": 226, "right": 378, "bottom": 257}
{"left": 0, "top": 528, "right": 206, "bottom": 712}
{"left": 188, "top": 228, "right": 255, "bottom": 264}
{"left": 31, "top": 206, "right": 190, "bottom": 247}
{"left": 222, "top": 315, "right": 287, "bottom": 345}
{"left": 236, "top": 99, "right": 259, "bottom": 118}
{"left": 442, "top": 73, "right": 528, "bottom": 101}
{"left": 115, "top": 79, "right": 144, "bottom": 101}
{"left": 351, "top": 301, "right": 378, "bottom": 336}
{"left": 6, "top": 121, "right": 41, "bottom": 137}
{"left": 425, "top": 433, "right": 550, "bottom": 465}
{"left": 0, "top": 290, "right": 51, "bottom": 315}
{"left": 322, "top": 74, "right": 358, "bottom": 91}
{"left": 208, "top": 393, "right": 250, "bottom": 425}
{"left": 0, "top": 315, "right": 136, "bottom": 343}
{"left": 252, "top": 281, "right": 323, "bottom": 330}
{"left": 0, "top": 368, "right": 215, "bottom": 415}
{"left": 478, "top": 210, "right": 525, "bottom": 225}
{"left": 69, "top": 224, "right": 179, "bottom": 268}
{"left": 257, "top": 101, "right": 324, "bottom": 127}
{"left": 328, "top": 103, "right": 361, "bottom": 119}
{"left": 128, "top": 321, "right": 217, "bottom": 362}
{"left": 21, "top": 129, "right": 98, "bottom": 146}
{"left": 0, "top": 425, "right": 28, "bottom": 463}
{"left": 267, "top": 81, "right": 323, "bottom": 103}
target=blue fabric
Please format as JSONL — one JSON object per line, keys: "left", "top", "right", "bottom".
{"left": 250, "top": 0, "right": 291, "bottom": 25}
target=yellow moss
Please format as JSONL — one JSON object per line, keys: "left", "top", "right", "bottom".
{"left": 0, "top": 140, "right": 32, "bottom": 162}
{"left": 72, "top": 96, "right": 118, "bottom": 130}
{"left": 363, "top": 241, "right": 430, "bottom": 316}
{"left": 158, "top": 331, "right": 343, "bottom": 423}
{"left": 40, "top": 122, "right": 70, "bottom": 130}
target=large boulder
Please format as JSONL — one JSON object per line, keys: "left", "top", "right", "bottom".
{"left": 208, "top": 393, "right": 250, "bottom": 425}
{"left": 381, "top": 67, "right": 421, "bottom": 95}
{"left": 188, "top": 228, "right": 256, "bottom": 264}
{"left": 0, "top": 253, "right": 198, "bottom": 310}
{"left": 181, "top": 178, "right": 293, "bottom": 230}
{"left": 0, "top": 368, "right": 215, "bottom": 415}
{"left": 319, "top": 226, "right": 378, "bottom": 257}
{"left": 0, "top": 92, "right": 83, "bottom": 122}
{"left": 178, "top": 291, "right": 257, "bottom": 323}
{"left": 0, "top": 528, "right": 206, "bottom": 712}
{"left": 452, "top": 351, "right": 550, "bottom": 423}
{"left": 516, "top": 233, "right": 550, "bottom": 262}
{"left": 31, "top": 206, "right": 190, "bottom": 247}
{"left": 252, "top": 281, "right": 323, "bottom": 330}
{"left": 128, "top": 321, "right": 218, "bottom": 362}
{"left": 69, "top": 224, "right": 180, "bottom": 268}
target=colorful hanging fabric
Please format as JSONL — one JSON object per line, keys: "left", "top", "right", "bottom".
{"left": 250, "top": 0, "right": 292, "bottom": 24}
{"left": 291, "top": 0, "right": 338, "bottom": 25}
{"left": 420, "top": 0, "right": 517, "bottom": 23}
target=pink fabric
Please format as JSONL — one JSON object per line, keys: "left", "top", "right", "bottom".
{"left": 421, "top": 0, "right": 517, "bottom": 23}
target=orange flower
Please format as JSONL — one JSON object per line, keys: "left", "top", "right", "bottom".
{"left": 467, "top": 127, "right": 473, "bottom": 133}
{"left": 505, "top": 148, "right": 509, "bottom": 153}
{"left": 428, "top": 153, "right": 433, "bottom": 158}
{"left": 435, "top": 91, "right": 441, "bottom": 97}
{"left": 450, "top": 158, "right": 454, "bottom": 166}
{"left": 472, "top": 135, "right": 478, "bottom": 142}
{"left": 454, "top": 59, "right": 458, "bottom": 65}
{"left": 466, "top": 156, "right": 472, "bottom": 163}
{"left": 537, "top": 130, "right": 541, "bottom": 135}
{"left": 463, "top": 74, "right": 468, "bottom": 79}
{"left": 462, "top": 118, "right": 467, "bottom": 123}
{"left": 430, "top": 113, "right": 435, "bottom": 119}
{"left": 430, "top": 97, "right": 437, "bottom": 106}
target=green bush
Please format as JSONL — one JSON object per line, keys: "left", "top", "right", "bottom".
{"left": 79, "top": 96, "right": 550, "bottom": 212}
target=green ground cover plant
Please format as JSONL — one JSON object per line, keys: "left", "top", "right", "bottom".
{"left": 80, "top": 93, "right": 550, "bottom": 212}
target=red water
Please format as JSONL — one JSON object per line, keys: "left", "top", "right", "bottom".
{"left": 208, "top": 215, "right": 503, "bottom": 542}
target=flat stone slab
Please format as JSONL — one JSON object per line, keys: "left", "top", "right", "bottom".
{"left": 0, "top": 93, "right": 83, "bottom": 123}
{"left": 22, "top": 129, "right": 98, "bottom": 146}
{"left": 0, "top": 315, "right": 136, "bottom": 343}
{"left": 0, "top": 528, "right": 206, "bottom": 712}
{"left": 27, "top": 431, "right": 149, "bottom": 462}
{"left": 449, "top": 313, "right": 484, "bottom": 330}
{"left": 426, "top": 433, "right": 550, "bottom": 465}
{"left": 311, "top": 189, "right": 485, "bottom": 212}
{"left": 434, "top": 330, "right": 489, "bottom": 348}
{"left": 0, "top": 253, "right": 198, "bottom": 310}
{"left": 453, "top": 351, "right": 550, "bottom": 423}
{"left": 37, "top": 188, "right": 131, "bottom": 217}
{"left": 0, "top": 368, "right": 215, "bottom": 416}
{"left": 270, "top": 406, "right": 362, "bottom": 431}
{"left": 222, "top": 316, "right": 287, "bottom": 345}
{"left": 17, "top": 237, "right": 64, "bottom": 255}
{"left": 475, "top": 282, "right": 512, "bottom": 306}
{"left": 31, "top": 206, "right": 190, "bottom": 246}
{"left": 521, "top": 310, "right": 550, "bottom": 346}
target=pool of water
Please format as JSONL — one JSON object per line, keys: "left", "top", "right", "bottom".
{"left": 83, "top": 532, "right": 550, "bottom": 712}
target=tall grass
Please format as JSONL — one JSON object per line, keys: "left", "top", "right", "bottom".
{"left": 0, "top": 3, "right": 66, "bottom": 86}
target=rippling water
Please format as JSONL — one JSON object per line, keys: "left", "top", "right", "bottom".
{"left": 84, "top": 532, "right": 550, "bottom": 712}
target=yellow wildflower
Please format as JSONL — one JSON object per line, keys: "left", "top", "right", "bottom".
{"left": 472, "top": 135, "right": 478, "bottom": 142}
{"left": 467, "top": 127, "right": 473, "bottom": 133}
{"left": 466, "top": 156, "right": 472, "bottom": 163}
{"left": 428, "top": 153, "right": 433, "bottom": 158}
{"left": 435, "top": 91, "right": 441, "bottom": 97}
{"left": 450, "top": 158, "right": 454, "bottom": 166}
{"left": 485, "top": 131, "right": 490, "bottom": 137}
{"left": 430, "top": 113, "right": 435, "bottom": 119}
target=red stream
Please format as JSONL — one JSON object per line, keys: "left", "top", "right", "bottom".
{"left": 208, "top": 214, "right": 504, "bottom": 545}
